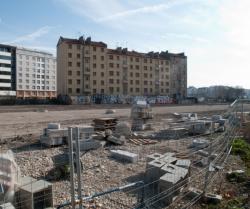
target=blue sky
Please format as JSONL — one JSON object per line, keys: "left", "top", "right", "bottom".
{"left": 0, "top": 0, "right": 249, "bottom": 88}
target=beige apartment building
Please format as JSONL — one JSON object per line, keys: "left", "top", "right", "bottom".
{"left": 57, "top": 36, "right": 187, "bottom": 99}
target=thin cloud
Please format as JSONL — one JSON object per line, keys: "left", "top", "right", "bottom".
{"left": 7, "top": 26, "right": 52, "bottom": 44}
{"left": 161, "top": 33, "right": 210, "bottom": 43}
{"left": 97, "top": 3, "right": 171, "bottom": 22}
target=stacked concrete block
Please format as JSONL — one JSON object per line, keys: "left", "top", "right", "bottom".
{"left": 19, "top": 180, "right": 53, "bottom": 209}
{"left": 110, "top": 150, "right": 138, "bottom": 163}
{"left": 145, "top": 160, "right": 165, "bottom": 184}
{"left": 40, "top": 123, "right": 67, "bottom": 147}
{"left": 73, "top": 125, "right": 94, "bottom": 139}
{"left": 145, "top": 152, "right": 191, "bottom": 207}
{"left": 146, "top": 153, "right": 164, "bottom": 162}
{"left": 175, "top": 159, "right": 191, "bottom": 169}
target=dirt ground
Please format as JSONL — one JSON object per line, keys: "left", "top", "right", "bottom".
{"left": 1, "top": 103, "right": 245, "bottom": 209}
{"left": 0, "top": 104, "right": 228, "bottom": 139}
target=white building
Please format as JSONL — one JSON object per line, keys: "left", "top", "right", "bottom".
{"left": 0, "top": 44, "right": 16, "bottom": 98}
{"left": 16, "top": 47, "right": 56, "bottom": 99}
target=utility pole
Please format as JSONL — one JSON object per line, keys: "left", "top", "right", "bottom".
{"left": 68, "top": 127, "right": 75, "bottom": 209}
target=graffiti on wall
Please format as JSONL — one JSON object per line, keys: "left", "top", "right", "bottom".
{"left": 70, "top": 95, "right": 174, "bottom": 105}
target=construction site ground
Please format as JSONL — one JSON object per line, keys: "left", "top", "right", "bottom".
{"left": 0, "top": 103, "right": 246, "bottom": 209}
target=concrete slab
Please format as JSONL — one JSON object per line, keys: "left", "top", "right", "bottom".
{"left": 73, "top": 139, "right": 102, "bottom": 151}
{"left": 175, "top": 159, "right": 191, "bottom": 169}
{"left": 110, "top": 150, "right": 138, "bottom": 163}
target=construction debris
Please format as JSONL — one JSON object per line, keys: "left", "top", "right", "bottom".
{"left": 187, "top": 187, "right": 203, "bottom": 199}
{"left": 40, "top": 123, "right": 67, "bottom": 147}
{"left": 73, "top": 139, "right": 103, "bottom": 151}
{"left": 190, "top": 138, "right": 209, "bottom": 150}
{"left": 204, "top": 193, "right": 223, "bottom": 204}
{"left": 129, "top": 138, "right": 157, "bottom": 145}
{"left": 105, "top": 109, "right": 116, "bottom": 114}
{"left": 154, "top": 128, "right": 188, "bottom": 139}
{"left": 145, "top": 152, "right": 191, "bottom": 206}
{"left": 0, "top": 202, "right": 15, "bottom": 209}
{"left": 110, "top": 150, "right": 139, "bottom": 163}
{"left": 93, "top": 118, "right": 117, "bottom": 131}
{"left": 114, "top": 122, "right": 132, "bottom": 138}
{"left": 107, "top": 135, "right": 125, "bottom": 145}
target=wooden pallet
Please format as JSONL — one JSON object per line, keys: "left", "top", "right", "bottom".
{"left": 129, "top": 138, "right": 157, "bottom": 145}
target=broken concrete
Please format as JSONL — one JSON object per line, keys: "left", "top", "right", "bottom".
{"left": 146, "top": 153, "right": 164, "bottom": 162}
{"left": 204, "top": 193, "right": 222, "bottom": 204}
{"left": 110, "top": 150, "right": 138, "bottom": 163}
{"left": 175, "top": 159, "right": 191, "bottom": 169}
{"left": 47, "top": 123, "right": 60, "bottom": 129}
{"left": 0, "top": 202, "right": 15, "bottom": 209}
{"left": 190, "top": 138, "right": 209, "bottom": 150}
{"left": 187, "top": 187, "right": 203, "bottom": 199}
{"left": 107, "top": 135, "right": 125, "bottom": 145}
{"left": 114, "top": 122, "right": 132, "bottom": 138}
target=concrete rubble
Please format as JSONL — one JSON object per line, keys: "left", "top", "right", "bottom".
{"left": 204, "top": 193, "right": 223, "bottom": 204}
{"left": 110, "top": 150, "right": 139, "bottom": 163}
{"left": 107, "top": 135, "right": 125, "bottom": 145}
{"left": 73, "top": 139, "right": 103, "bottom": 151}
{"left": 145, "top": 152, "right": 191, "bottom": 206}
{"left": 0, "top": 202, "right": 15, "bottom": 209}
{"left": 190, "top": 138, "right": 209, "bottom": 150}
{"left": 114, "top": 122, "right": 132, "bottom": 138}
{"left": 187, "top": 187, "right": 203, "bottom": 199}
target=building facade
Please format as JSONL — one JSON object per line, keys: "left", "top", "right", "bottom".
{"left": 15, "top": 47, "right": 57, "bottom": 99}
{"left": 0, "top": 44, "right": 16, "bottom": 98}
{"left": 57, "top": 36, "right": 187, "bottom": 99}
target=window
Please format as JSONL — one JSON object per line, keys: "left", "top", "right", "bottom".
{"left": 117, "top": 56, "right": 120, "bottom": 60}
{"left": 101, "top": 56, "right": 104, "bottom": 61}
{"left": 109, "top": 79, "right": 114, "bottom": 84}
{"left": 150, "top": 59, "right": 152, "bottom": 63}
{"left": 93, "top": 89, "right": 97, "bottom": 94}
{"left": 130, "top": 88, "right": 133, "bottom": 92}
{"left": 77, "top": 62, "right": 80, "bottom": 67}
{"left": 165, "top": 60, "right": 169, "bottom": 65}
{"left": 68, "top": 79, "right": 72, "bottom": 84}
{"left": 101, "top": 80, "right": 104, "bottom": 85}
{"left": 144, "top": 66, "right": 147, "bottom": 70}
{"left": 144, "top": 81, "right": 148, "bottom": 85}
{"left": 93, "top": 72, "right": 97, "bottom": 76}
{"left": 116, "top": 72, "right": 119, "bottom": 76}
{"left": 37, "top": 80, "right": 40, "bottom": 84}
{"left": 144, "top": 88, "right": 148, "bottom": 93}
{"left": 130, "top": 57, "right": 133, "bottom": 62}
{"left": 101, "top": 64, "right": 104, "bottom": 69}
{"left": 101, "top": 48, "right": 104, "bottom": 52}
{"left": 93, "top": 63, "right": 96, "bottom": 68}
{"left": 166, "top": 75, "right": 169, "bottom": 79}
{"left": 109, "top": 63, "right": 114, "bottom": 68}
{"left": 166, "top": 82, "right": 169, "bottom": 86}
{"left": 77, "top": 45, "right": 80, "bottom": 50}
{"left": 130, "top": 72, "right": 133, "bottom": 77}
{"left": 150, "top": 88, "right": 153, "bottom": 93}
{"left": 144, "top": 73, "right": 148, "bottom": 78}
{"left": 136, "top": 88, "right": 139, "bottom": 92}
{"left": 136, "top": 73, "right": 139, "bottom": 77}
{"left": 18, "top": 73, "right": 22, "bottom": 76}
{"left": 161, "top": 60, "right": 163, "bottom": 65}
{"left": 68, "top": 53, "right": 72, "bottom": 58}
{"left": 37, "top": 86, "right": 40, "bottom": 90}
{"left": 37, "top": 75, "right": 40, "bottom": 78}
{"left": 117, "top": 87, "right": 120, "bottom": 92}
{"left": 130, "top": 80, "right": 133, "bottom": 85}
{"left": 109, "top": 55, "right": 113, "bottom": 60}
{"left": 101, "top": 72, "right": 104, "bottom": 76}
{"left": 136, "top": 65, "right": 139, "bottom": 70}
{"left": 136, "top": 57, "right": 139, "bottom": 62}
{"left": 93, "top": 55, "right": 96, "bottom": 60}
{"left": 130, "top": 65, "right": 133, "bottom": 69}
{"left": 93, "top": 46, "right": 96, "bottom": 51}
{"left": 109, "top": 71, "right": 114, "bottom": 76}
{"left": 136, "top": 80, "right": 140, "bottom": 85}
{"left": 68, "top": 88, "right": 72, "bottom": 93}
{"left": 150, "top": 81, "right": 153, "bottom": 85}
{"left": 116, "top": 79, "right": 119, "bottom": 84}
{"left": 77, "top": 71, "right": 80, "bottom": 76}
{"left": 32, "top": 86, "right": 35, "bottom": 89}
{"left": 41, "top": 75, "right": 45, "bottom": 79}
{"left": 32, "top": 80, "right": 35, "bottom": 84}
{"left": 76, "top": 88, "right": 80, "bottom": 93}
{"left": 42, "top": 86, "right": 45, "bottom": 90}
{"left": 68, "top": 44, "right": 72, "bottom": 49}
{"left": 101, "top": 89, "right": 104, "bottom": 93}
{"left": 68, "top": 62, "right": 72, "bottom": 67}
{"left": 93, "top": 80, "right": 97, "bottom": 85}
{"left": 18, "top": 79, "right": 22, "bottom": 83}
{"left": 46, "top": 75, "right": 49, "bottom": 79}
{"left": 144, "top": 59, "right": 147, "bottom": 63}
{"left": 150, "top": 74, "right": 152, "bottom": 78}
{"left": 26, "top": 85, "right": 29, "bottom": 89}
{"left": 166, "top": 68, "right": 169, "bottom": 72}
{"left": 77, "top": 53, "right": 80, "bottom": 58}
{"left": 26, "top": 79, "right": 29, "bottom": 83}
{"left": 117, "top": 64, "right": 120, "bottom": 68}
{"left": 68, "top": 71, "right": 72, "bottom": 76}
{"left": 109, "top": 87, "right": 114, "bottom": 93}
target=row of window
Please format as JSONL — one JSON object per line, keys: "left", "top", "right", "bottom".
{"left": 0, "top": 55, "right": 11, "bottom": 60}
{"left": 18, "top": 74, "right": 55, "bottom": 79}
{"left": 18, "top": 85, "right": 55, "bottom": 90}
{"left": 68, "top": 44, "right": 105, "bottom": 53}
{"left": 19, "top": 68, "right": 56, "bottom": 74}
{"left": 18, "top": 79, "right": 55, "bottom": 84}
{"left": 18, "top": 61, "right": 56, "bottom": 69}
{"left": 18, "top": 55, "right": 55, "bottom": 63}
